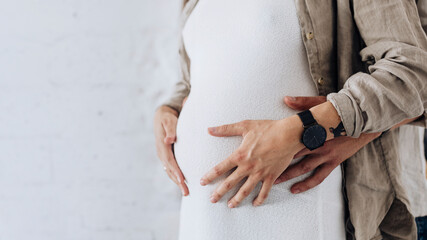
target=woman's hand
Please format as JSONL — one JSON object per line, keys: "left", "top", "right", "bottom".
{"left": 154, "top": 104, "right": 189, "bottom": 196}
{"left": 200, "top": 117, "right": 305, "bottom": 208}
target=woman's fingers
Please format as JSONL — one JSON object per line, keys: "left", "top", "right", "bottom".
{"left": 210, "top": 169, "right": 246, "bottom": 203}
{"left": 200, "top": 150, "right": 239, "bottom": 186}
{"left": 164, "top": 145, "right": 189, "bottom": 196}
{"left": 207, "top": 120, "right": 248, "bottom": 137}
{"left": 253, "top": 178, "right": 274, "bottom": 206}
{"left": 274, "top": 155, "right": 324, "bottom": 184}
{"left": 227, "top": 175, "right": 260, "bottom": 208}
{"left": 162, "top": 118, "right": 177, "bottom": 144}
{"left": 154, "top": 108, "right": 189, "bottom": 195}
{"left": 290, "top": 163, "right": 335, "bottom": 194}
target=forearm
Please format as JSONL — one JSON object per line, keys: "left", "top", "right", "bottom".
{"left": 324, "top": 0, "right": 427, "bottom": 137}
{"left": 389, "top": 116, "right": 421, "bottom": 131}
{"left": 280, "top": 100, "right": 421, "bottom": 154}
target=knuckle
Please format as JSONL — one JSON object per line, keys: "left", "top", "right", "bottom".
{"left": 241, "top": 120, "right": 251, "bottom": 131}
{"left": 163, "top": 117, "right": 171, "bottom": 126}
{"left": 224, "top": 181, "right": 232, "bottom": 190}
{"left": 213, "top": 166, "right": 222, "bottom": 176}
{"left": 265, "top": 174, "right": 275, "bottom": 182}
{"left": 219, "top": 124, "right": 228, "bottom": 132}
{"left": 211, "top": 192, "right": 220, "bottom": 199}
{"left": 300, "top": 162, "right": 312, "bottom": 173}
{"left": 242, "top": 190, "right": 249, "bottom": 197}
{"left": 234, "top": 151, "right": 247, "bottom": 163}
{"left": 260, "top": 192, "right": 268, "bottom": 200}
{"left": 254, "top": 170, "right": 264, "bottom": 179}
{"left": 244, "top": 162, "right": 256, "bottom": 171}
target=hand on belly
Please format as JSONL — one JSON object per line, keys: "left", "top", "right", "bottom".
{"left": 199, "top": 115, "right": 307, "bottom": 208}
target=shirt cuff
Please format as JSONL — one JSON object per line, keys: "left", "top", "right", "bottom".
{"left": 326, "top": 92, "right": 363, "bottom": 138}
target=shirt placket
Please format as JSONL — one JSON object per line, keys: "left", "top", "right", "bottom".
{"left": 294, "top": 0, "right": 329, "bottom": 96}
{"left": 295, "top": 0, "right": 353, "bottom": 238}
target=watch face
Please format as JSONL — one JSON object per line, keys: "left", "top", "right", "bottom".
{"left": 302, "top": 125, "right": 327, "bottom": 150}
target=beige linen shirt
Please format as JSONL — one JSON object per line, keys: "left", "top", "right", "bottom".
{"left": 157, "top": 0, "right": 427, "bottom": 239}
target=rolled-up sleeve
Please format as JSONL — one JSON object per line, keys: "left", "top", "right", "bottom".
{"left": 327, "top": 0, "right": 427, "bottom": 138}
{"left": 156, "top": 2, "right": 192, "bottom": 114}
{"left": 418, "top": 0, "right": 427, "bottom": 33}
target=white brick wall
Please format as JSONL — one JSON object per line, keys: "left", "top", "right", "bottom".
{"left": 0, "top": 1, "right": 183, "bottom": 239}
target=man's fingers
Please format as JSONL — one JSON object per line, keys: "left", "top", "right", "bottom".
{"left": 207, "top": 120, "right": 248, "bottom": 137}
{"left": 274, "top": 155, "right": 324, "bottom": 184}
{"left": 290, "top": 164, "right": 335, "bottom": 194}
{"left": 293, "top": 147, "right": 312, "bottom": 159}
{"left": 210, "top": 169, "right": 246, "bottom": 203}
{"left": 283, "top": 96, "right": 327, "bottom": 111}
{"left": 227, "top": 175, "right": 259, "bottom": 208}
{"left": 162, "top": 118, "right": 177, "bottom": 144}
{"left": 253, "top": 178, "right": 274, "bottom": 206}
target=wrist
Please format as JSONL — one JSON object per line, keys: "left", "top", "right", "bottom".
{"left": 277, "top": 115, "right": 307, "bottom": 154}
{"left": 309, "top": 101, "right": 342, "bottom": 141}
{"left": 278, "top": 100, "right": 343, "bottom": 153}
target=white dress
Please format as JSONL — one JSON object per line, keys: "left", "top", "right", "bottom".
{"left": 174, "top": 0, "right": 346, "bottom": 239}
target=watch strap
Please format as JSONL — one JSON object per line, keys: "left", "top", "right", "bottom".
{"left": 297, "top": 110, "right": 317, "bottom": 128}
{"left": 329, "top": 121, "right": 346, "bottom": 137}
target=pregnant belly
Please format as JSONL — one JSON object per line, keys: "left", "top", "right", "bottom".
{"left": 174, "top": 85, "right": 345, "bottom": 240}
{"left": 173, "top": 81, "right": 324, "bottom": 200}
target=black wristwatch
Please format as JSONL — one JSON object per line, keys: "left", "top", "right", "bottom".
{"left": 297, "top": 110, "right": 327, "bottom": 150}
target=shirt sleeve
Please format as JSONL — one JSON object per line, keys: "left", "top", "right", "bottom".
{"left": 326, "top": 0, "right": 427, "bottom": 138}
{"left": 418, "top": 0, "right": 427, "bottom": 33}
{"left": 156, "top": 2, "right": 191, "bottom": 114}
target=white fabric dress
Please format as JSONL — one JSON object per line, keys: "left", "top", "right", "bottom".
{"left": 174, "top": 0, "right": 346, "bottom": 239}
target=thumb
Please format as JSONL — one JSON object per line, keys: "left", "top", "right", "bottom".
{"left": 208, "top": 121, "right": 246, "bottom": 137}
{"left": 163, "top": 119, "right": 177, "bottom": 144}
{"left": 283, "top": 96, "right": 327, "bottom": 111}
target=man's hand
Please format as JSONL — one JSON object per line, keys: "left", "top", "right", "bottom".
{"left": 274, "top": 131, "right": 380, "bottom": 193}
{"left": 274, "top": 96, "right": 380, "bottom": 193}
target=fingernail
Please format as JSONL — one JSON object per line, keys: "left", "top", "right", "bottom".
{"left": 292, "top": 188, "right": 301, "bottom": 194}
{"left": 287, "top": 96, "right": 296, "bottom": 101}
{"left": 228, "top": 202, "right": 234, "bottom": 208}
{"left": 181, "top": 187, "right": 185, "bottom": 195}
{"left": 208, "top": 127, "right": 216, "bottom": 133}
{"left": 210, "top": 196, "right": 216, "bottom": 203}
{"left": 200, "top": 178, "right": 206, "bottom": 186}
{"left": 253, "top": 201, "right": 260, "bottom": 207}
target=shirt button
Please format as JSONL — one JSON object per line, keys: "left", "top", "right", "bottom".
{"left": 306, "top": 32, "right": 314, "bottom": 40}
{"left": 317, "top": 77, "right": 325, "bottom": 85}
